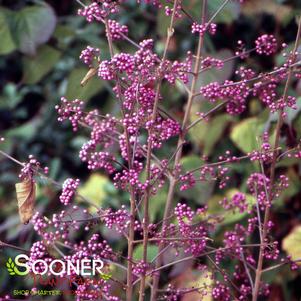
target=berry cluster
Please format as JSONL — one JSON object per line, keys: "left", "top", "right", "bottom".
{"left": 108, "top": 19, "right": 128, "bottom": 40}
{"left": 60, "top": 178, "right": 80, "bottom": 205}
{"left": 78, "top": 1, "right": 120, "bottom": 22}
{"left": 79, "top": 46, "right": 100, "bottom": 66}
{"left": 255, "top": 34, "right": 278, "bottom": 55}
{"left": 56, "top": 97, "right": 84, "bottom": 131}
{"left": 192, "top": 22, "right": 217, "bottom": 36}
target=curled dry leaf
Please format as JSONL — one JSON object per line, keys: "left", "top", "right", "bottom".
{"left": 80, "top": 67, "right": 98, "bottom": 87}
{"left": 15, "top": 178, "right": 36, "bottom": 224}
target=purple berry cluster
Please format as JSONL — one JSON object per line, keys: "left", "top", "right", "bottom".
{"left": 108, "top": 19, "right": 128, "bottom": 40}
{"left": 78, "top": 1, "right": 120, "bottom": 22}
{"left": 56, "top": 97, "right": 84, "bottom": 131}
{"left": 255, "top": 34, "right": 278, "bottom": 55}
{"left": 192, "top": 22, "right": 217, "bottom": 36}
{"left": 19, "top": 154, "right": 48, "bottom": 180}
{"left": 60, "top": 178, "right": 80, "bottom": 205}
{"left": 79, "top": 46, "right": 100, "bottom": 66}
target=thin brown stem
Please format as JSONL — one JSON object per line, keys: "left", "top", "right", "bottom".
{"left": 193, "top": 60, "right": 301, "bottom": 97}
{"left": 104, "top": 18, "right": 137, "bottom": 301}
{"left": 206, "top": 0, "right": 230, "bottom": 26}
{"left": 207, "top": 255, "right": 241, "bottom": 299}
{"left": 187, "top": 147, "right": 281, "bottom": 175}
{"left": 196, "top": 48, "right": 255, "bottom": 75}
{"left": 134, "top": 236, "right": 212, "bottom": 244}
{"left": 138, "top": 1, "right": 179, "bottom": 299}
{"left": 186, "top": 101, "right": 227, "bottom": 130}
{"left": 252, "top": 17, "right": 301, "bottom": 301}
{"left": 151, "top": 2, "right": 208, "bottom": 299}
{"left": 262, "top": 258, "right": 301, "bottom": 273}
{"left": 0, "top": 240, "right": 29, "bottom": 253}
{"left": 137, "top": 244, "right": 266, "bottom": 284}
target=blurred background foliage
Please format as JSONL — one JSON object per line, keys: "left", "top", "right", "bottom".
{"left": 1, "top": 0, "right": 301, "bottom": 300}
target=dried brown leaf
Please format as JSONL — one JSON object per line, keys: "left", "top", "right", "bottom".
{"left": 80, "top": 67, "right": 98, "bottom": 87}
{"left": 15, "top": 178, "right": 36, "bottom": 224}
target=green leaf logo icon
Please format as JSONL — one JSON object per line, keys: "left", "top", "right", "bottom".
{"left": 6, "top": 257, "right": 24, "bottom": 276}
{"left": 6, "top": 257, "right": 16, "bottom": 275}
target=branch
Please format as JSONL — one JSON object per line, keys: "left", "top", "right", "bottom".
{"left": 138, "top": 0, "right": 180, "bottom": 299}
{"left": 252, "top": 16, "right": 301, "bottom": 301}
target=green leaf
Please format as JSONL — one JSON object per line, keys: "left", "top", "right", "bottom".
{"left": 188, "top": 108, "right": 232, "bottom": 155}
{"left": 208, "top": 0, "right": 241, "bottom": 24}
{"left": 78, "top": 173, "right": 111, "bottom": 212}
{"left": 181, "top": 0, "right": 240, "bottom": 25}
{"left": 6, "top": 119, "right": 40, "bottom": 140}
{"left": 53, "top": 24, "right": 75, "bottom": 48}
{"left": 180, "top": 155, "right": 203, "bottom": 171}
{"left": 204, "top": 114, "right": 232, "bottom": 156}
{"left": 23, "top": 45, "right": 61, "bottom": 84}
{"left": 0, "top": 8, "right": 17, "bottom": 54}
{"left": 188, "top": 103, "right": 208, "bottom": 146}
{"left": 197, "top": 49, "right": 235, "bottom": 88}
{"left": 274, "top": 169, "right": 301, "bottom": 208}
{"left": 282, "top": 225, "right": 301, "bottom": 262}
{"left": 156, "top": 9, "right": 171, "bottom": 36}
{"left": 230, "top": 117, "right": 265, "bottom": 153}
{"left": 187, "top": 271, "right": 213, "bottom": 301}
{"left": 276, "top": 157, "right": 300, "bottom": 168}
{"left": 133, "top": 244, "right": 158, "bottom": 262}
{"left": 181, "top": 0, "right": 202, "bottom": 19}
{"left": 149, "top": 185, "right": 168, "bottom": 222}
{"left": 1, "top": 83, "right": 23, "bottom": 109}
{"left": 207, "top": 189, "right": 255, "bottom": 225}
{"left": 223, "top": 189, "right": 255, "bottom": 224}
{"left": 13, "top": 3, "right": 57, "bottom": 55}
{"left": 65, "top": 68, "right": 104, "bottom": 100}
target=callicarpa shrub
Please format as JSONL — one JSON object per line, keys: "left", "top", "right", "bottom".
{"left": 1, "top": 0, "right": 301, "bottom": 300}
